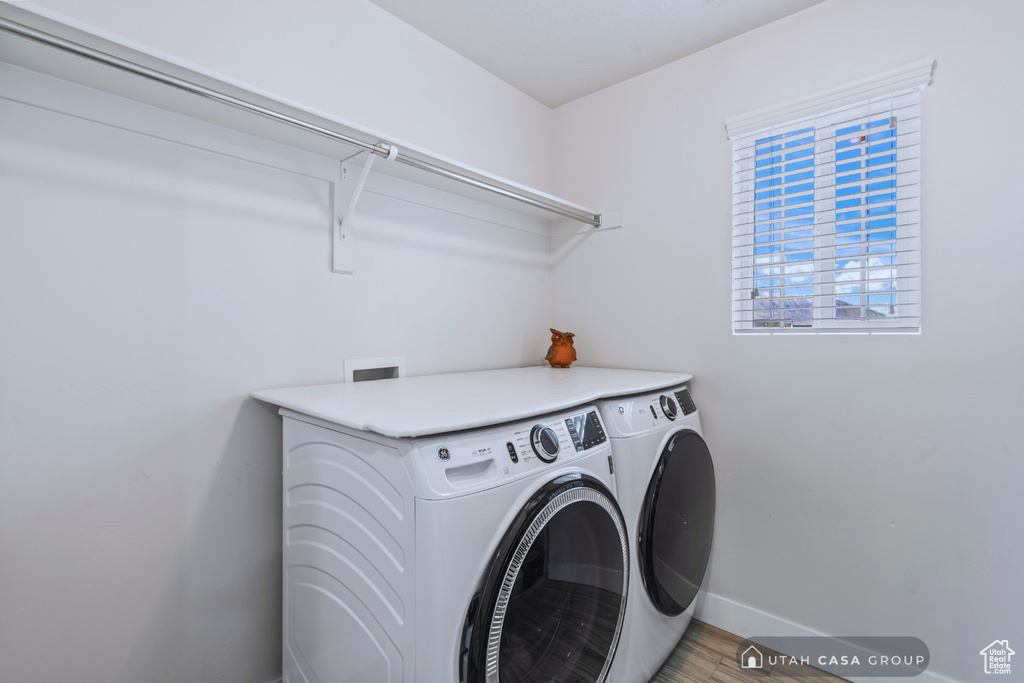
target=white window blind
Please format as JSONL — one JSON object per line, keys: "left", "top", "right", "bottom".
{"left": 729, "top": 65, "right": 931, "bottom": 334}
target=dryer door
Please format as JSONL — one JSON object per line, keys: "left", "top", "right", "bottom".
{"left": 461, "top": 473, "right": 629, "bottom": 683}
{"left": 638, "top": 429, "right": 715, "bottom": 616}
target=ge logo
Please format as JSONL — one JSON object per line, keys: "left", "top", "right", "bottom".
{"left": 437, "top": 447, "right": 451, "bottom": 461}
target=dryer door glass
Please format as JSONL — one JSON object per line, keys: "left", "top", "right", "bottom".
{"left": 462, "top": 474, "right": 629, "bottom": 683}
{"left": 638, "top": 430, "right": 715, "bottom": 616}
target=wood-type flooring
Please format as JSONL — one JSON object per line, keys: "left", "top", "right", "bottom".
{"left": 650, "top": 620, "right": 848, "bottom": 683}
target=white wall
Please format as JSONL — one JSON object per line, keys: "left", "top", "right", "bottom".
{"left": 0, "top": 20, "right": 553, "bottom": 683}
{"left": 552, "top": 1, "right": 1024, "bottom": 681}
{"left": 16, "top": 0, "right": 554, "bottom": 190}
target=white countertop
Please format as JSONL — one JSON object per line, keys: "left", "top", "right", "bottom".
{"left": 252, "top": 366, "right": 692, "bottom": 438}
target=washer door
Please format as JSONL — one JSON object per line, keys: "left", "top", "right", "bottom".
{"left": 461, "top": 473, "right": 629, "bottom": 683}
{"left": 638, "top": 429, "right": 715, "bottom": 616}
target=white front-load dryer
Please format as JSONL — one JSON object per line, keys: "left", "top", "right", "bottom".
{"left": 278, "top": 403, "right": 629, "bottom": 683}
{"left": 599, "top": 383, "right": 716, "bottom": 683}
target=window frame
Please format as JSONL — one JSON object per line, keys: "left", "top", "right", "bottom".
{"left": 727, "top": 60, "right": 933, "bottom": 335}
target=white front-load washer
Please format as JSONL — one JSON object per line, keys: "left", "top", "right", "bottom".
{"left": 276, "top": 402, "right": 628, "bottom": 683}
{"left": 599, "top": 383, "right": 716, "bottom": 683}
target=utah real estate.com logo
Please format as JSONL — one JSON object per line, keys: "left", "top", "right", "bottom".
{"left": 980, "top": 640, "right": 1014, "bottom": 675}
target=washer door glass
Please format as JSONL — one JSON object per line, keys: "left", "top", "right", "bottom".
{"left": 462, "top": 474, "right": 628, "bottom": 683}
{"left": 638, "top": 429, "right": 715, "bottom": 616}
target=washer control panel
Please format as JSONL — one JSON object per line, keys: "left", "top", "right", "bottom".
{"left": 415, "top": 406, "right": 609, "bottom": 497}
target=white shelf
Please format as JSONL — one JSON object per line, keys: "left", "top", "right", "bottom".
{"left": 253, "top": 367, "right": 693, "bottom": 438}
{"left": 0, "top": 3, "right": 603, "bottom": 228}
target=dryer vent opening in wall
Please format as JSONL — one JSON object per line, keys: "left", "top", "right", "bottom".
{"left": 344, "top": 356, "right": 406, "bottom": 383}
{"left": 353, "top": 367, "right": 399, "bottom": 382}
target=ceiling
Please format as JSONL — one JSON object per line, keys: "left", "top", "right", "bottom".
{"left": 367, "top": 0, "right": 827, "bottom": 108}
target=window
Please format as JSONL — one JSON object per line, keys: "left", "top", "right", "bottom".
{"left": 728, "top": 60, "right": 933, "bottom": 333}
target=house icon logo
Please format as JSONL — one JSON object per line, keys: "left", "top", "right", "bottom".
{"left": 980, "top": 640, "right": 1014, "bottom": 675}
{"left": 742, "top": 645, "right": 764, "bottom": 669}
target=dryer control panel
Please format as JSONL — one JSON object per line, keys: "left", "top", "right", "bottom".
{"left": 412, "top": 406, "right": 609, "bottom": 498}
{"left": 599, "top": 383, "right": 699, "bottom": 437}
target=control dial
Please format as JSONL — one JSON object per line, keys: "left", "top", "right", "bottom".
{"left": 659, "top": 394, "right": 678, "bottom": 421}
{"left": 530, "top": 424, "right": 560, "bottom": 462}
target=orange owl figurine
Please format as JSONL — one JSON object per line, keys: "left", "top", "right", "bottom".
{"left": 545, "top": 328, "right": 577, "bottom": 368}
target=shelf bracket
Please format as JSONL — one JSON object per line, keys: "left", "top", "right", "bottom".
{"left": 339, "top": 150, "right": 376, "bottom": 241}
{"left": 333, "top": 144, "right": 397, "bottom": 274}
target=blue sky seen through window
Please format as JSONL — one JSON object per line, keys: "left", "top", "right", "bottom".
{"left": 751, "top": 115, "right": 898, "bottom": 327}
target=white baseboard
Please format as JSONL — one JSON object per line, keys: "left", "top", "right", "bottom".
{"left": 694, "top": 591, "right": 960, "bottom": 683}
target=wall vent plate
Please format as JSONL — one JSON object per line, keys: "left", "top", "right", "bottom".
{"left": 344, "top": 356, "right": 406, "bottom": 383}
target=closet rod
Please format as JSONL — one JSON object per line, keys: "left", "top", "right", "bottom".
{"left": 0, "top": 16, "right": 602, "bottom": 227}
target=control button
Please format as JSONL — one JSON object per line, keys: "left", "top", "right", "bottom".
{"left": 588, "top": 411, "right": 606, "bottom": 444}
{"left": 505, "top": 441, "right": 519, "bottom": 464}
{"left": 650, "top": 404, "right": 659, "bottom": 419}
{"left": 565, "top": 417, "right": 583, "bottom": 451}
{"left": 530, "top": 424, "right": 560, "bottom": 463}
{"left": 437, "top": 446, "right": 451, "bottom": 461}
{"left": 660, "top": 394, "right": 678, "bottom": 420}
